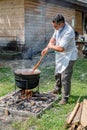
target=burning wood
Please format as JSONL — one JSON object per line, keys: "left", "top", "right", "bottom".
{"left": 66, "top": 99, "right": 87, "bottom": 130}
{"left": 21, "top": 90, "right": 33, "bottom": 99}
{"left": 0, "top": 90, "right": 58, "bottom": 117}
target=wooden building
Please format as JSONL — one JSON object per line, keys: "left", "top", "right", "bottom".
{"left": 0, "top": 0, "right": 87, "bottom": 55}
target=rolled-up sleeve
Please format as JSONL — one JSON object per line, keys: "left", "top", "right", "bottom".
{"left": 59, "top": 30, "right": 75, "bottom": 49}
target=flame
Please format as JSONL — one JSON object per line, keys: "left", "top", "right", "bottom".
{"left": 21, "top": 90, "right": 32, "bottom": 99}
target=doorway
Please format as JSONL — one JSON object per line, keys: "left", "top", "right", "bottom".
{"left": 75, "top": 11, "right": 83, "bottom": 35}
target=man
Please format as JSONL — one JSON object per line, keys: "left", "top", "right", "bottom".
{"left": 41, "top": 14, "right": 78, "bottom": 105}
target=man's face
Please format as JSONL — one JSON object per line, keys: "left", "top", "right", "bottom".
{"left": 52, "top": 22, "right": 64, "bottom": 30}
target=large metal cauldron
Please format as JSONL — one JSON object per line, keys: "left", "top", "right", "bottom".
{"left": 14, "top": 69, "right": 41, "bottom": 90}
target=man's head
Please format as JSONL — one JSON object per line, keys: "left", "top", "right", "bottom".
{"left": 52, "top": 14, "right": 65, "bottom": 30}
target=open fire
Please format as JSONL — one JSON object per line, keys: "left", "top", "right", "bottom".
{"left": 0, "top": 90, "right": 58, "bottom": 117}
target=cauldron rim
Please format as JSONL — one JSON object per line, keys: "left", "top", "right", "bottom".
{"left": 14, "top": 68, "right": 41, "bottom": 76}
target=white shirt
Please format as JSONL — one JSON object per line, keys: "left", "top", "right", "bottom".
{"left": 52, "top": 22, "right": 78, "bottom": 74}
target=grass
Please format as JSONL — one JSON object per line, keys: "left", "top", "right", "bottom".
{"left": 0, "top": 58, "right": 87, "bottom": 130}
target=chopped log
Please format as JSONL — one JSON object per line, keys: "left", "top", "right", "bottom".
{"left": 77, "top": 124, "right": 82, "bottom": 130}
{"left": 68, "top": 128, "right": 72, "bottom": 130}
{"left": 72, "top": 102, "right": 83, "bottom": 124}
{"left": 66, "top": 99, "right": 80, "bottom": 125}
{"left": 68, "top": 124, "right": 76, "bottom": 130}
{"left": 81, "top": 99, "right": 87, "bottom": 127}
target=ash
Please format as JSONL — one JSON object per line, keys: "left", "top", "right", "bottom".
{"left": 0, "top": 90, "right": 58, "bottom": 117}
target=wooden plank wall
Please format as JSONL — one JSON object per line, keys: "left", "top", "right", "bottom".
{"left": 75, "top": 11, "right": 83, "bottom": 34}
{"left": 24, "top": 0, "right": 46, "bottom": 53}
{"left": 0, "top": 0, "right": 24, "bottom": 45}
{"left": 45, "top": 2, "right": 75, "bottom": 42}
{"left": 24, "top": 0, "right": 75, "bottom": 53}
{"left": 0, "top": 0, "right": 76, "bottom": 51}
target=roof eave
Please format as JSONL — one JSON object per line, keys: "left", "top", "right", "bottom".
{"left": 64, "top": 0, "right": 87, "bottom": 7}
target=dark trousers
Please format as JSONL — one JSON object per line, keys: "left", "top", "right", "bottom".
{"left": 55, "top": 60, "right": 76, "bottom": 100}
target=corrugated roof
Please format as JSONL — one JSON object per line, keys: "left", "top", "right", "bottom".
{"left": 64, "top": 0, "right": 87, "bottom": 7}
{"left": 77, "top": 0, "right": 87, "bottom": 3}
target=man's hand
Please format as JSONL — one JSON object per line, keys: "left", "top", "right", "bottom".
{"left": 41, "top": 47, "right": 48, "bottom": 56}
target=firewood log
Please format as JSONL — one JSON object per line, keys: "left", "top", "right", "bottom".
{"left": 72, "top": 102, "right": 83, "bottom": 124}
{"left": 80, "top": 99, "right": 87, "bottom": 127}
{"left": 66, "top": 98, "right": 80, "bottom": 125}
{"left": 68, "top": 124, "right": 76, "bottom": 130}
{"left": 77, "top": 124, "right": 82, "bottom": 130}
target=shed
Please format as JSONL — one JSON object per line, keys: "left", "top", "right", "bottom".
{"left": 0, "top": 0, "right": 87, "bottom": 56}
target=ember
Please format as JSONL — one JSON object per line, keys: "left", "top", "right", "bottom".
{"left": 21, "top": 90, "right": 33, "bottom": 99}
{"left": 0, "top": 90, "right": 58, "bottom": 117}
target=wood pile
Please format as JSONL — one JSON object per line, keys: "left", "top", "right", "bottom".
{"left": 66, "top": 99, "right": 87, "bottom": 130}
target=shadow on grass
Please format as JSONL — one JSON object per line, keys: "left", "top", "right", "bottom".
{"left": 69, "top": 95, "right": 87, "bottom": 104}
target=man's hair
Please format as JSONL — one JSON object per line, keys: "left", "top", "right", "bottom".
{"left": 52, "top": 14, "right": 65, "bottom": 24}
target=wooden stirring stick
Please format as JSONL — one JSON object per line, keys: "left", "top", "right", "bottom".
{"left": 32, "top": 49, "right": 48, "bottom": 72}
{"left": 32, "top": 55, "right": 45, "bottom": 72}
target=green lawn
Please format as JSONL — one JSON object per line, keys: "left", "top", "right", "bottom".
{"left": 0, "top": 58, "right": 87, "bottom": 130}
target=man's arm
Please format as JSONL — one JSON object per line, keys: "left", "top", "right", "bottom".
{"left": 41, "top": 37, "right": 64, "bottom": 56}
{"left": 48, "top": 38, "right": 65, "bottom": 52}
